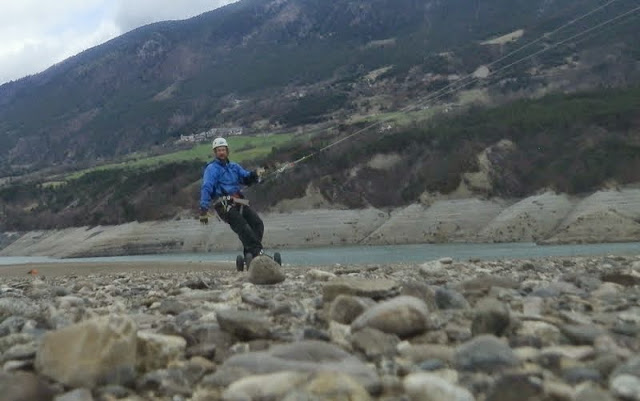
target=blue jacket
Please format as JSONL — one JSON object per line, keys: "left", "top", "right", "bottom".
{"left": 200, "top": 159, "right": 255, "bottom": 211}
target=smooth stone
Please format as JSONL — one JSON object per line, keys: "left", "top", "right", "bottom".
{"left": 403, "top": 373, "right": 475, "bottom": 401}
{"left": 574, "top": 383, "right": 616, "bottom": 401}
{"left": 417, "top": 359, "right": 446, "bottom": 371}
{"left": 210, "top": 340, "right": 381, "bottom": 394}
{"left": 0, "top": 298, "right": 41, "bottom": 320}
{"left": 516, "top": 321, "right": 563, "bottom": 346}
{"left": 300, "top": 371, "right": 372, "bottom": 401}
{"left": 434, "top": 288, "right": 469, "bottom": 310}
{"left": 158, "top": 299, "right": 189, "bottom": 315}
{"left": 400, "top": 282, "right": 438, "bottom": 310}
{"left": 329, "top": 295, "right": 375, "bottom": 325}
{"left": 462, "top": 275, "right": 519, "bottom": 292}
{"left": 471, "top": 298, "right": 510, "bottom": 337}
{"left": 351, "top": 296, "right": 430, "bottom": 338}
{"left": 587, "top": 354, "right": 621, "bottom": 377}
{"left": 541, "top": 345, "right": 594, "bottom": 360}
{"left": 0, "top": 333, "right": 34, "bottom": 354}
{"left": 302, "top": 327, "right": 331, "bottom": 342}
{"left": 485, "top": 374, "right": 543, "bottom": 401}
{"left": 454, "top": 335, "right": 519, "bottom": 372}
{"left": 3, "top": 359, "right": 33, "bottom": 372}
{"left": 328, "top": 321, "right": 352, "bottom": 350}
{"left": 223, "top": 375, "right": 301, "bottom": 401}
{"left": 560, "top": 324, "right": 605, "bottom": 345}
{"left": 54, "top": 388, "right": 93, "bottom": 401}
{"left": 592, "top": 282, "right": 624, "bottom": 299}
{"left": 185, "top": 344, "right": 217, "bottom": 359}
{"left": 56, "top": 296, "right": 85, "bottom": 309}
{"left": 611, "top": 356, "right": 640, "bottom": 378}
{"left": 248, "top": 256, "right": 285, "bottom": 285}
{"left": 0, "top": 371, "right": 57, "bottom": 401}
{"left": 601, "top": 270, "right": 640, "bottom": 286}
{"left": 562, "top": 367, "right": 601, "bottom": 384}
{"left": 216, "top": 309, "right": 271, "bottom": 341}
{"left": 306, "top": 269, "right": 337, "bottom": 282}
{"left": 1, "top": 341, "right": 37, "bottom": 362}
{"left": 323, "top": 278, "right": 400, "bottom": 302}
{"left": 350, "top": 327, "right": 400, "bottom": 359}
{"left": 136, "top": 331, "right": 186, "bottom": 372}
{"left": 543, "top": 380, "right": 575, "bottom": 401}
{"left": 94, "top": 385, "right": 131, "bottom": 400}
{"left": 0, "top": 317, "right": 28, "bottom": 337}
{"left": 398, "top": 344, "right": 454, "bottom": 364}
{"left": 610, "top": 374, "right": 640, "bottom": 401}
{"left": 35, "top": 315, "right": 137, "bottom": 388}
{"left": 419, "top": 261, "right": 448, "bottom": 278}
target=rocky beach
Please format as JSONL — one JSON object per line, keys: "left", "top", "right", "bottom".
{"left": 1, "top": 253, "right": 640, "bottom": 401}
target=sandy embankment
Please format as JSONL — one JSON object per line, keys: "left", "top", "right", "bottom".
{"left": 1, "top": 189, "right": 640, "bottom": 258}
{"left": 0, "top": 261, "right": 233, "bottom": 278}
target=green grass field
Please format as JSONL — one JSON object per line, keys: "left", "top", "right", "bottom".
{"left": 62, "top": 133, "right": 297, "bottom": 181}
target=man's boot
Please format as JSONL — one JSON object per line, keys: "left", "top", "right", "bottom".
{"left": 244, "top": 252, "right": 253, "bottom": 269}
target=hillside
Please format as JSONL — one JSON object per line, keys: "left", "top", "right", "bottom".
{"left": 1, "top": 86, "right": 639, "bottom": 232}
{"left": 1, "top": 0, "right": 639, "bottom": 176}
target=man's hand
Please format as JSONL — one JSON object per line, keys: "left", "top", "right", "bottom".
{"left": 255, "top": 167, "right": 266, "bottom": 183}
{"left": 199, "top": 209, "right": 209, "bottom": 225}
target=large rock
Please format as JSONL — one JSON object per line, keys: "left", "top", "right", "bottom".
{"left": 207, "top": 340, "right": 380, "bottom": 394}
{"left": 323, "top": 278, "right": 400, "bottom": 302}
{"left": 351, "top": 296, "right": 430, "bottom": 338}
{"left": 248, "top": 256, "right": 285, "bottom": 285}
{"left": 35, "top": 315, "right": 137, "bottom": 388}
{"left": 136, "top": 331, "right": 186, "bottom": 372}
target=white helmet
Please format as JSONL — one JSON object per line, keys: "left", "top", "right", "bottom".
{"left": 212, "top": 137, "right": 228, "bottom": 150}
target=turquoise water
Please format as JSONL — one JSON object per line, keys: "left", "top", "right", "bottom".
{"left": 1, "top": 242, "right": 640, "bottom": 266}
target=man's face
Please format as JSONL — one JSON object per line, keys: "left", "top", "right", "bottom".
{"left": 214, "top": 146, "right": 229, "bottom": 160}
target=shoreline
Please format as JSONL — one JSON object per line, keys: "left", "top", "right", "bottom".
{"left": 2, "top": 188, "right": 640, "bottom": 259}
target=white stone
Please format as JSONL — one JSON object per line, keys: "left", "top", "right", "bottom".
{"left": 404, "top": 373, "right": 475, "bottom": 401}
{"left": 610, "top": 374, "right": 640, "bottom": 401}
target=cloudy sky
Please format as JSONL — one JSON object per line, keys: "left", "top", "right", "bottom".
{"left": 0, "top": 0, "right": 237, "bottom": 84}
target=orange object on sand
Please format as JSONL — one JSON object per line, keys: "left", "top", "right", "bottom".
{"left": 27, "top": 269, "right": 39, "bottom": 275}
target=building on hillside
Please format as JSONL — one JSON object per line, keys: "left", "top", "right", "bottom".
{"left": 177, "top": 127, "right": 244, "bottom": 143}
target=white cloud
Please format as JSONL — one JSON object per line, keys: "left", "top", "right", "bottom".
{"left": 0, "top": 0, "right": 237, "bottom": 84}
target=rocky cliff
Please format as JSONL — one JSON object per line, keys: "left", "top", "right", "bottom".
{"left": 2, "top": 188, "right": 639, "bottom": 258}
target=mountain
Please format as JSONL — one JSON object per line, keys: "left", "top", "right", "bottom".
{"left": 1, "top": 0, "right": 638, "bottom": 175}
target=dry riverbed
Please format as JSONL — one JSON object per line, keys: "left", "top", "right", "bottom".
{"left": 1, "top": 254, "right": 640, "bottom": 400}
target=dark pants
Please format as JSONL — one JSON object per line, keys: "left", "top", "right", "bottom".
{"left": 216, "top": 204, "right": 264, "bottom": 256}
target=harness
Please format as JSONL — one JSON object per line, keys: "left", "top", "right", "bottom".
{"left": 213, "top": 195, "right": 250, "bottom": 214}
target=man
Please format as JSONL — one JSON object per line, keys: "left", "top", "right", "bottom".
{"left": 199, "top": 137, "right": 265, "bottom": 264}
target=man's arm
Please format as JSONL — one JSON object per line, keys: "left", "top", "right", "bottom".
{"left": 234, "top": 163, "right": 260, "bottom": 186}
{"left": 200, "top": 165, "right": 217, "bottom": 212}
